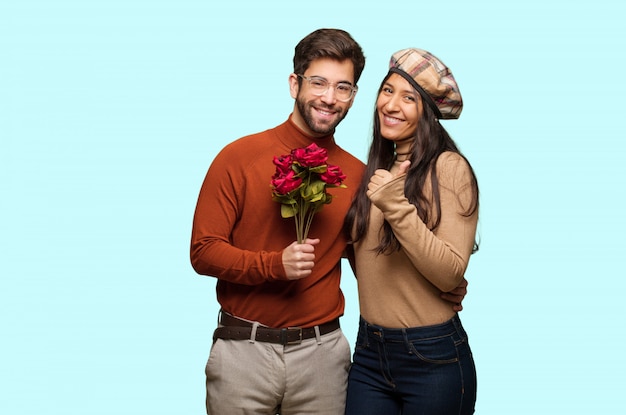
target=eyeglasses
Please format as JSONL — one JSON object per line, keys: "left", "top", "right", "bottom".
{"left": 297, "top": 74, "right": 357, "bottom": 102}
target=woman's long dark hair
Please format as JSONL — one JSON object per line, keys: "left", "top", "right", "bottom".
{"left": 343, "top": 72, "right": 480, "bottom": 255}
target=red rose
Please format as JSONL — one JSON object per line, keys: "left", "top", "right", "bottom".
{"left": 291, "top": 143, "right": 328, "bottom": 167}
{"left": 271, "top": 143, "right": 347, "bottom": 243}
{"left": 320, "top": 164, "right": 346, "bottom": 185}
{"left": 271, "top": 170, "right": 302, "bottom": 195}
{"left": 272, "top": 154, "right": 293, "bottom": 175}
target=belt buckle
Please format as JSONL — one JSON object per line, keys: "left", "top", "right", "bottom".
{"left": 281, "top": 327, "right": 302, "bottom": 345}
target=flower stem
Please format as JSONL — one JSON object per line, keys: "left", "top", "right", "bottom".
{"left": 303, "top": 206, "right": 315, "bottom": 243}
{"left": 301, "top": 200, "right": 309, "bottom": 243}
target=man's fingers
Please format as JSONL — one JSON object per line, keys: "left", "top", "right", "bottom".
{"left": 441, "top": 292, "right": 463, "bottom": 303}
{"left": 302, "top": 238, "right": 320, "bottom": 247}
{"left": 283, "top": 240, "right": 319, "bottom": 280}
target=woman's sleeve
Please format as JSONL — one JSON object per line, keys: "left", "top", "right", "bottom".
{"left": 368, "top": 153, "right": 478, "bottom": 292}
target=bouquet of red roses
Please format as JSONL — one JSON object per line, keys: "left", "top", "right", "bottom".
{"left": 270, "top": 143, "right": 346, "bottom": 243}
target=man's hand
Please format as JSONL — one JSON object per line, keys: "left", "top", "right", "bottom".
{"left": 366, "top": 160, "right": 411, "bottom": 199}
{"left": 441, "top": 277, "right": 468, "bottom": 311}
{"left": 282, "top": 238, "right": 320, "bottom": 280}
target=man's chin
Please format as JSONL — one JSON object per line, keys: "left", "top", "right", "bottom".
{"left": 309, "top": 117, "right": 340, "bottom": 136}
{"left": 311, "top": 126, "right": 335, "bottom": 136}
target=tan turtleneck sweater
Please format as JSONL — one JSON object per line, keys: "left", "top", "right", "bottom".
{"left": 353, "top": 142, "right": 478, "bottom": 328}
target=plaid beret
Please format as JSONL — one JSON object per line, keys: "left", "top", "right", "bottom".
{"left": 388, "top": 48, "right": 462, "bottom": 120}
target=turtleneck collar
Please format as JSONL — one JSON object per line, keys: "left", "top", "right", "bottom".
{"left": 394, "top": 137, "right": 413, "bottom": 161}
{"left": 276, "top": 114, "right": 336, "bottom": 150}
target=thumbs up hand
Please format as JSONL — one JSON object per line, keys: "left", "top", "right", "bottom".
{"left": 366, "top": 160, "right": 411, "bottom": 199}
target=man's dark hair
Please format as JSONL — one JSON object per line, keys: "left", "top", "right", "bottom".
{"left": 293, "top": 28, "right": 366, "bottom": 85}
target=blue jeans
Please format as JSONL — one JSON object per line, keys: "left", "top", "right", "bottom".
{"left": 345, "top": 315, "right": 476, "bottom": 415}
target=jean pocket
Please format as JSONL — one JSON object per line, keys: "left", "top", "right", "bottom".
{"left": 407, "top": 335, "right": 459, "bottom": 364}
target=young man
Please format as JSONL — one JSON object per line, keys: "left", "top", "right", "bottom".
{"left": 190, "top": 28, "right": 466, "bottom": 414}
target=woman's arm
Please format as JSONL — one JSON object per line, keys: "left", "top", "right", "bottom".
{"left": 368, "top": 153, "right": 478, "bottom": 292}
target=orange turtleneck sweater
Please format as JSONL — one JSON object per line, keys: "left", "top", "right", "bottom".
{"left": 190, "top": 115, "right": 365, "bottom": 328}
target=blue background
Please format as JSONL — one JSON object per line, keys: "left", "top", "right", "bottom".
{"left": 2, "top": 0, "right": 625, "bottom": 413}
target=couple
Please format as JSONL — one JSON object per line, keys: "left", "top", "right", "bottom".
{"left": 190, "top": 28, "right": 479, "bottom": 415}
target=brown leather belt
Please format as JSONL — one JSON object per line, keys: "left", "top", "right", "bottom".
{"left": 213, "top": 312, "right": 340, "bottom": 345}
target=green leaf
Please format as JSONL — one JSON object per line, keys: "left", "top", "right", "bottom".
{"left": 308, "top": 192, "right": 325, "bottom": 203}
{"left": 301, "top": 180, "right": 326, "bottom": 202}
{"left": 272, "top": 194, "right": 295, "bottom": 204}
{"left": 280, "top": 203, "right": 297, "bottom": 218}
{"left": 308, "top": 165, "right": 327, "bottom": 174}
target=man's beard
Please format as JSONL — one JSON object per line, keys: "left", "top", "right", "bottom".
{"left": 296, "top": 96, "right": 348, "bottom": 136}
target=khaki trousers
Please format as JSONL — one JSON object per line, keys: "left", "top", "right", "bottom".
{"left": 205, "top": 328, "right": 351, "bottom": 415}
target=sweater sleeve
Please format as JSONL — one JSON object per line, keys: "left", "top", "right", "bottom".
{"left": 189, "top": 148, "right": 286, "bottom": 285}
{"left": 368, "top": 153, "right": 477, "bottom": 292}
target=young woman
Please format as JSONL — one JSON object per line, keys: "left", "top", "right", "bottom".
{"left": 343, "top": 48, "right": 479, "bottom": 414}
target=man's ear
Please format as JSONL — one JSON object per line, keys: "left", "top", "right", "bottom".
{"left": 288, "top": 73, "right": 299, "bottom": 99}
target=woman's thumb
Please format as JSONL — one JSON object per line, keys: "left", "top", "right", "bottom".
{"left": 397, "top": 160, "right": 411, "bottom": 176}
